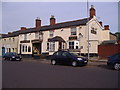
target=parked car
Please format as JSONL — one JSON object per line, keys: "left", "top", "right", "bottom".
{"left": 3, "top": 52, "right": 22, "bottom": 61}
{"left": 107, "top": 53, "right": 120, "bottom": 70}
{"left": 51, "top": 51, "right": 88, "bottom": 67}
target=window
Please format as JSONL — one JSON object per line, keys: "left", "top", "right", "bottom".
{"left": 24, "top": 34, "right": 27, "bottom": 40}
{"left": 62, "top": 43, "right": 65, "bottom": 49}
{"left": 47, "top": 42, "right": 55, "bottom": 51}
{"left": 28, "top": 46, "right": 31, "bottom": 52}
{"left": 35, "top": 32, "right": 39, "bottom": 39}
{"left": 39, "top": 34, "right": 43, "bottom": 40}
{"left": 50, "top": 42, "right": 55, "bottom": 51}
{"left": 47, "top": 42, "right": 49, "bottom": 51}
{"left": 69, "top": 42, "right": 74, "bottom": 49}
{"left": 9, "top": 48, "right": 11, "bottom": 52}
{"left": 49, "top": 30, "right": 54, "bottom": 37}
{"left": 25, "top": 46, "right": 27, "bottom": 52}
{"left": 76, "top": 46, "right": 79, "bottom": 49}
{"left": 54, "top": 52, "right": 61, "bottom": 57}
{"left": 12, "top": 48, "right": 14, "bottom": 52}
{"left": 71, "top": 27, "right": 77, "bottom": 35}
{"left": 62, "top": 52, "right": 69, "bottom": 57}
{"left": 22, "top": 45, "right": 25, "bottom": 52}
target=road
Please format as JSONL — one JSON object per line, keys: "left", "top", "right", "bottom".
{"left": 2, "top": 59, "right": 119, "bottom": 88}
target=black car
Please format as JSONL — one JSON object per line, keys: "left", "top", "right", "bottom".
{"left": 107, "top": 53, "right": 120, "bottom": 70}
{"left": 3, "top": 52, "right": 22, "bottom": 61}
{"left": 51, "top": 51, "right": 88, "bottom": 67}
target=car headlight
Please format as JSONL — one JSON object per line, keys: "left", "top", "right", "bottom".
{"left": 12, "top": 56, "right": 15, "bottom": 58}
{"left": 77, "top": 58, "right": 82, "bottom": 61}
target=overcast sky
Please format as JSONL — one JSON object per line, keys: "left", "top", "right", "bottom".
{"left": 2, "top": 2, "right": 118, "bottom": 34}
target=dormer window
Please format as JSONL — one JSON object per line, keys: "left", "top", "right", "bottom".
{"left": 71, "top": 27, "right": 77, "bottom": 35}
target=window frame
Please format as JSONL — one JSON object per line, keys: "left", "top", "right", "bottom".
{"left": 47, "top": 42, "right": 55, "bottom": 51}
{"left": 69, "top": 41, "right": 74, "bottom": 49}
{"left": 24, "top": 34, "right": 27, "bottom": 40}
{"left": 35, "top": 32, "right": 39, "bottom": 39}
{"left": 49, "top": 30, "right": 54, "bottom": 37}
{"left": 71, "top": 27, "right": 77, "bottom": 35}
{"left": 28, "top": 46, "right": 31, "bottom": 52}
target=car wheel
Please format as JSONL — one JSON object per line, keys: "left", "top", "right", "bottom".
{"left": 72, "top": 61, "right": 77, "bottom": 67}
{"left": 3, "top": 57, "right": 6, "bottom": 60}
{"left": 51, "top": 60, "right": 56, "bottom": 65}
{"left": 114, "top": 63, "right": 120, "bottom": 70}
{"left": 9, "top": 58, "right": 12, "bottom": 61}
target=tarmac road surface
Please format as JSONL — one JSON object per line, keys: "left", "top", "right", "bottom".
{"left": 2, "top": 59, "right": 119, "bottom": 88}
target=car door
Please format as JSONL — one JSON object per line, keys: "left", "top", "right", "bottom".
{"left": 53, "top": 51, "right": 62, "bottom": 64}
{"left": 61, "top": 52, "right": 71, "bottom": 64}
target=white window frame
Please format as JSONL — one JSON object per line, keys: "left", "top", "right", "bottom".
{"left": 71, "top": 27, "right": 77, "bottom": 35}
{"left": 47, "top": 42, "right": 55, "bottom": 51}
{"left": 35, "top": 32, "right": 39, "bottom": 39}
{"left": 49, "top": 30, "right": 54, "bottom": 37}
{"left": 24, "top": 34, "right": 27, "bottom": 40}
{"left": 69, "top": 41, "right": 74, "bottom": 49}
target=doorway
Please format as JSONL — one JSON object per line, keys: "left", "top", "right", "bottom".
{"left": 32, "top": 43, "right": 41, "bottom": 56}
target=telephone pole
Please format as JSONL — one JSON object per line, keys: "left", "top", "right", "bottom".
{"left": 87, "top": 0, "right": 90, "bottom": 60}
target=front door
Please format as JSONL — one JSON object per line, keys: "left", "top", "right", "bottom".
{"left": 32, "top": 43, "right": 41, "bottom": 56}
{"left": 2, "top": 47, "right": 5, "bottom": 56}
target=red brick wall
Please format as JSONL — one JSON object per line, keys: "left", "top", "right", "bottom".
{"left": 98, "top": 44, "right": 120, "bottom": 59}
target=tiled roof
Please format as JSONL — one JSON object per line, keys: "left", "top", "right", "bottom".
{"left": 40, "top": 18, "right": 89, "bottom": 31}
{"left": 2, "top": 18, "right": 89, "bottom": 38}
{"left": 1, "top": 34, "right": 8, "bottom": 38}
{"left": 48, "top": 36, "right": 65, "bottom": 42}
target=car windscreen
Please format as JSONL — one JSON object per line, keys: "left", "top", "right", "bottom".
{"left": 69, "top": 52, "right": 78, "bottom": 57}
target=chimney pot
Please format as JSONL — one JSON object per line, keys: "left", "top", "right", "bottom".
{"left": 104, "top": 25, "right": 109, "bottom": 30}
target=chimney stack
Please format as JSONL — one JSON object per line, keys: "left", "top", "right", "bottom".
{"left": 104, "top": 25, "right": 109, "bottom": 30}
{"left": 8, "top": 32, "right": 12, "bottom": 34}
{"left": 21, "top": 27, "right": 27, "bottom": 30}
{"left": 90, "top": 5, "right": 96, "bottom": 19}
{"left": 50, "top": 15, "right": 56, "bottom": 25}
{"left": 99, "top": 21, "right": 103, "bottom": 27}
{"left": 36, "top": 17, "right": 41, "bottom": 28}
